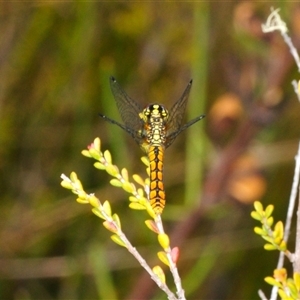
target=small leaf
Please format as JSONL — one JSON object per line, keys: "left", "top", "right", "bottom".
{"left": 76, "top": 197, "right": 89, "bottom": 204}
{"left": 254, "top": 227, "right": 266, "bottom": 236}
{"left": 92, "top": 208, "right": 106, "bottom": 220}
{"left": 61, "top": 180, "right": 73, "bottom": 190}
{"left": 133, "top": 174, "right": 145, "bottom": 186}
{"left": 261, "top": 235, "right": 273, "bottom": 243}
{"left": 137, "top": 188, "right": 144, "bottom": 197}
{"left": 157, "top": 251, "right": 170, "bottom": 266}
{"left": 103, "top": 200, "right": 112, "bottom": 217}
{"left": 129, "top": 202, "right": 146, "bottom": 210}
{"left": 287, "top": 279, "right": 297, "bottom": 299}
{"left": 146, "top": 167, "right": 150, "bottom": 177}
{"left": 138, "top": 197, "right": 148, "bottom": 206}
{"left": 250, "top": 211, "right": 261, "bottom": 221}
{"left": 274, "top": 236, "right": 282, "bottom": 245}
{"left": 121, "top": 168, "right": 129, "bottom": 181}
{"left": 122, "top": 181, "right": 135, "bottom": 193}
{"left": 89, "top": 148, "right": 101, "bottom": 160}
{"left": 81, "top": 149, "right": 92, "bottom": 157}
{"left": 146, "top": 204, "right": 156, "bottom": 219}
{"left": 74, "top": 179, "right": 83, "bottom": 191}
{"left": 112, "top": 213, "right": 121, "bottom": 229}
{"left": 278, "top": 240, "right": 287, "bottom": 251}
{"left": 93, "top": 137, "right": 101, "bottom": 151}
{"left": 145, "top": 220, "right": 159, "bottom": 233}
{"left": 294, "top": 272, "right": 300, "bottom": 291}
{"left": 144, "top": 178, "right": 150, "bottom": 187}
{"left": 111, "top": 234, "right": 127, "bottom": 248}
{"left": 89, "top": 195, "right": 100, "bottom": 208}
{"left": 274, "top": 221, "right": 284, "bottom": 240}
{"left": 158, "top": 233, "right": 170, "bottom": 250}
{"left": 77, "top": 191, "right": 87, "bottom": 200}
{"left": 141, "top": 156, "right": 149, "bottom": 166}
{"left": 103, "top": 221, "right": 118, "bottom": 233}
{"left": 278, "top": 289, "right": 288, "bottom": 299}
{"left": 70, "top": 172, "right": 78, "bottom": 182}
{"left": 104, "top": 150, "right": 112, "bottom": 164}
{"left": 264, "top": 243, "right": 277, "bottom": 250}
{"left": 129, "top": 196, "right": 139, "bottom": 202}
{"left": 94, "top": 162, "right": 106, "bottom": 170}
{"left": 264, "top": 276, "right": 282, "bottom": 287}
{"left": 265, "top": 204, "right": 274, "bottom": 218}
{"left": 266, "top": 217, "right": 274, "bottom": 227}
{"left": 110, "top": 178, "right": 123, "bottom": 187}
{"left": 152, "top": 265, "right": 166, "bottom": 283}
{"left": 254, "top": 201, "right": 264, "bottom": 214}
{"left": 106, "top": 164, "right": 119, "bottom": 177}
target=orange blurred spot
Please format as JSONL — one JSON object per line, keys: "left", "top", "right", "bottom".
{"left": 229, "top": 175, "right": 266, "bottom": 204}
{"left": 228, "top": 155, "right": 267, "bottom": 204}
{"left": 210, "top": 93, "right": 243, "bottom": 122}
{"left": 233, "top": 1, "right": 254, "bottom": 31}
{"left": 233, "top": 1, "right": 263, "bottom": 38}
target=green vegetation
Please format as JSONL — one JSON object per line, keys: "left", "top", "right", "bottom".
{"left": 1, "top": 2, "right": 300, "bottom": 299}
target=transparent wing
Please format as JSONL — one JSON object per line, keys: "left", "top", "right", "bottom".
{"left": 109, "top": 76, "right": 143, "bottom": 134}
{"left": 165, "top": 80, "right": 193, "bottom": 147}
{"left": 165, "top": 114, "right": 205, "bottom": 148}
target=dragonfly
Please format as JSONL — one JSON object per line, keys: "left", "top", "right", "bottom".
{"left": 99, "top": 76, "right": 205, "bottom": 215}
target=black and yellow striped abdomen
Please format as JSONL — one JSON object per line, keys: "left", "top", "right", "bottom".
{"left": 148, "top": 145, "right": 166, "bottom": 214}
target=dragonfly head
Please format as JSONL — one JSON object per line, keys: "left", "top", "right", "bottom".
{"left": 140, "top": 104, "right": 169, "bottom": 123}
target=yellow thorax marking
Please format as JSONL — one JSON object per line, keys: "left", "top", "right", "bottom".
{"left": 140, "top": 104, "right": 169, "bottom": 122}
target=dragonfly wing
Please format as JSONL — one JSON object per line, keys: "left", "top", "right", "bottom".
{"left": 99, "top": 113, "right": 137, "bottom": 137}
{"left": 165, "top": 80, "right": 193, "bottom": 148}
{"left": 109, "top": 76, "right": 144, "bottom": 144}
{"left": 165, "top": 114, "right": 205, "bottom": 148}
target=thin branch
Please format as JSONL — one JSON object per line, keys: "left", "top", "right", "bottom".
{"left": 293, "top": 145, "right": 300, "bottom": 273}
{"left": 118, "top": 229, "right": 178, "bottom": 300}
{"left": 261, "top": 7, "right": 300, "bottom": 300}
{"left": 155, "top": 216, "right": 185, "bottom": 300}
{"left": 261, "top": 8, "right": 288, "bottom": 34}
{"left": 269, "top": 143, "right": 300, "bottom": 300}
{"left": 292, "top": 80, "right": 300, "bottom": 102}
{"left": 61, "top": 172, "right": 178, "bottom": 300}
{"left": 283, "top": 142, "right": 300, "bottom": 255}
{"left": 262, "top": 8, "right": 300, "bottom": 72}
{"left": 258, "top": 289, "right": 269, "bottom": 300}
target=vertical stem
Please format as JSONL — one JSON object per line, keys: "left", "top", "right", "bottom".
{"left": 185, "top": 3, "right": 209, "bottom": 206}
{"left": 270, "top": 143, "right": 300, "bottom": 300}
{"left": 293, "top": 144, "right": 300, "bottom": 273}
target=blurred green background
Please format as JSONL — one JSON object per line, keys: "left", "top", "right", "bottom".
{"left": 1, "top": 2, "right": 300, "bottom": 299}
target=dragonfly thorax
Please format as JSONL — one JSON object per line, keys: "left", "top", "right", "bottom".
{"left": 139, "top": 104, "right": 169, "bottom": 149}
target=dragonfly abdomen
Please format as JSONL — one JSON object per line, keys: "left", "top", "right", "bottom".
{"left": 148, "top": 145, "right": 166, "bottom": 215}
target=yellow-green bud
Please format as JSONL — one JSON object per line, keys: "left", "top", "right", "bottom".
{"left": 157, "top": 251, "right": 169, "bottom": 267}
{"left": 152, "top": 266, "right": 166, "bottom": 283}
{"left": 158, "top": 233, "right": 170, "bottom": 250}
